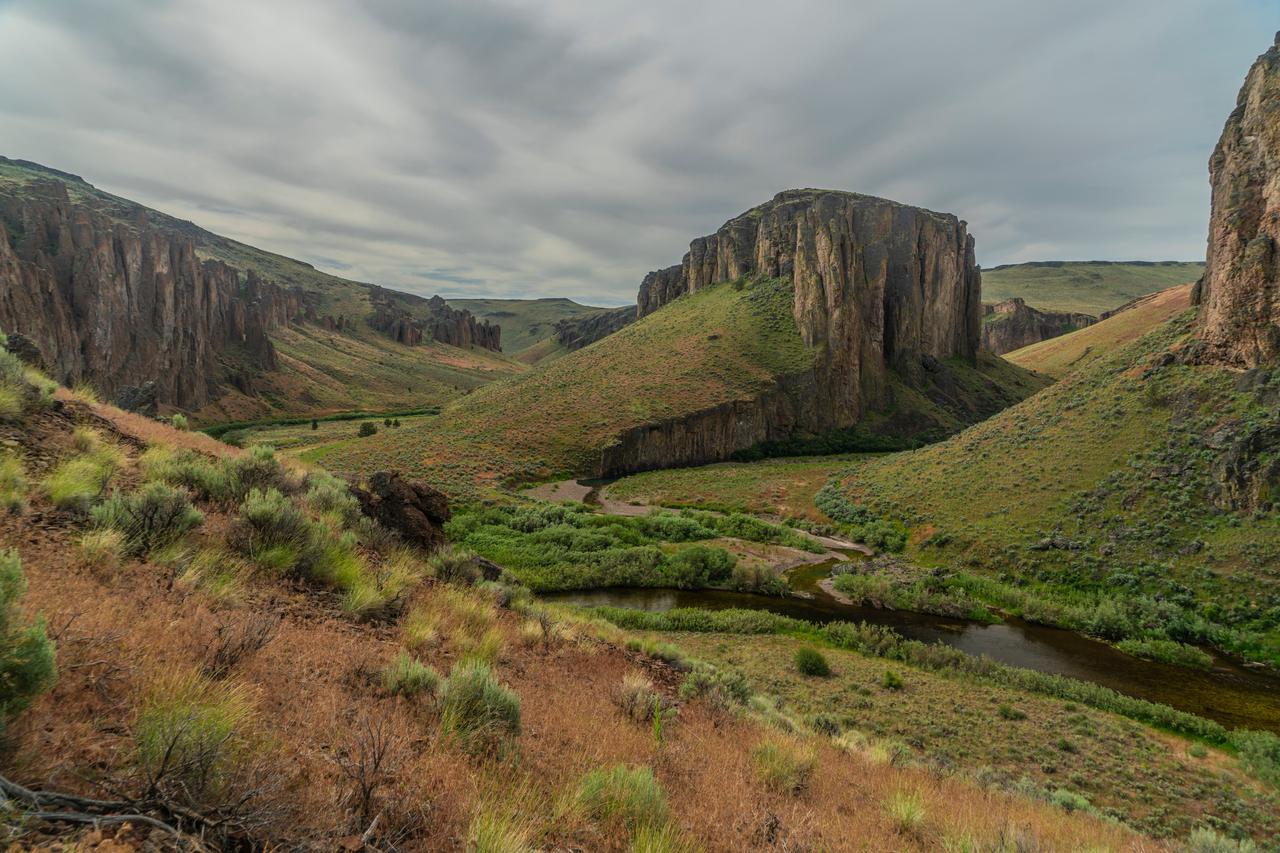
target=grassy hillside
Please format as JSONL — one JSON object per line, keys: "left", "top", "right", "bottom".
{"left": 607, "top": 455, "right": 865, "bottom": 522}
{"left": 828, "top": 309, "right": 1280, "bottom": 665}
{"left": 1005, "top": 284, "right": 1194, "bottom": 379}
{"left": 0, "top": 345, "right": 1153, "bottom": 851}
{"left": 312, "top": 277, "right": 1043, "bottom": 500}
{"left": 312, "top": 277, "right": 817, "bottom": 497}
{"left": 0, "top": 158, "right": 523, "bottom": 421}
{"left": 983, "top": 261, "right": 1204, "bottom": 315}
{"left": 446, "top": 297, "right": 615, "bottom": 355}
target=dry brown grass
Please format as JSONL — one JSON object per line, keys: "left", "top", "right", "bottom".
{"left": 0, "top": 406, "right": 1156, "bottom": 851}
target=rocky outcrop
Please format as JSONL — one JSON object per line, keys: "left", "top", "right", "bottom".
{"left": 981, "top": 298, "right": 1095, "bottom": 354}
{"left": 0, "top": 180, "right": 307, "bottom": 409}
{"left": 349, "top": 471, "right": 451, "bottom": 551}
{"left": 554, "top": 305, "right": 635, "bottom": 350}
{"left": 1194, "top": 34, "right": 1280, "bottom": 368}
{"left": 635, "top": 189, "right": 981, "bottom": 424}
{"left": 368, "top": 291, "right": 501, "bottom": 351}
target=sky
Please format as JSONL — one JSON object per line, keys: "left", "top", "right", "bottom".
{"left": 0, "top": 1, "right": 1274, "bottom": 306}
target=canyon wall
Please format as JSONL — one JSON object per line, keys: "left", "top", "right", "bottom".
{"left": 1194, "top": 34, "right": 1280, "bottom": 368}
{"left": 636, "top": 188, "right": 982, "bottom": 421}
{"left": 369, "top": 291, "right": 501, "bottom": 351}
{"left": 554, "top": 305, "right": 635, "bottom": 351}
{"left": 981, "top": 298, "right": 1095, "bottom": 355}
{"left": 0, "top": 180, "right": 304, "bottom": 409}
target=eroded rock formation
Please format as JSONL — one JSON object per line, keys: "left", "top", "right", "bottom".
{"left": 981, "top": 298, "right": 1095, "bottom": 355}
{"left": 369, "top": 291, "right": 501, "bottom": 351}
{"left": 1194, "top": 33, "right": 1280, "bottom": 368}
{"left": 0, "top": 180, "right": 305, "bottom": 409}
{"left": 554, "top": 305, "right": 635, "bottom": 350}
{"left": 635, "top": 188, "right": 982, "bottom": 423}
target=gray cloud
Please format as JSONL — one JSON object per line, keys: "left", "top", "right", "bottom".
{"left": 0, "top": 0, "right": 1271, "bottom": 305}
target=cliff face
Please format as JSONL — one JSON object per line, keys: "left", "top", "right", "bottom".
{"left": 1194, "top": 34, "right": 1280, "bottom": 368}
{"left": 369, "top": 291, "right": 501, "bottom": 351}
{"left": 0, "top": 181, "right": 304, "bottom": 409}
{"left": 553, "top": 305, "right": 635, "bottom": 350}
{"left": 636, "top": 189, "right": 981, "bottom": 421}
{"left": 981, "top": 298, "right": 1095, "bottom": 355}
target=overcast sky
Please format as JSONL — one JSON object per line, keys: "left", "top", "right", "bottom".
{"left": 0, "top": 1, "right": 1273, "bottom": 305}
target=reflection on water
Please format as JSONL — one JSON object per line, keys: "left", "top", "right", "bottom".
{"left": 542, "top": 563, "right": 1280, "bottom": 733}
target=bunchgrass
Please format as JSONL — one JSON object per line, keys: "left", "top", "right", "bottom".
{"left": 438, "top": 659, "right": 521, "bottom": 754}
{"left": 0, "top": 453, "right": 27, "bottom": 513}
{"left": 751, "top": 737, "right": 817, "bottom": 795}
{"left": 382, "top": 651, "right": 440, "bottom": 698}
{"left": 573, "top": 764, "right": 670, "bottom": 833}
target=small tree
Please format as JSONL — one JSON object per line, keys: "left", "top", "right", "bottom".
{"left": 0, "top": 548, "right": 56, "bottom": 738}
{"left": 358, "top": 422, "right": 377, "bottom": 438}
{"left": 311, "top": 419, "right": 319, "bottom": 431}
{"left": 383, "top": 418, "right": 393, "bottom": 428}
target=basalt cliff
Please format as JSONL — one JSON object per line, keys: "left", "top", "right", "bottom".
{"left": 1193, "top": 34, "right": 1280, "bottom": 368}
{"left": 636, "top": 189, "right": 983, "bottom": 421}
{"left": 0, "top": 158, "right": 508, "bottom": 414}
{"left": 553, "top": 305, "right": 635, "bottom": 351}
{"left": 0, "top": 179, "right": 304, "bottom": 409}
{"left": 981, "top": 298, "right": 1095, "bottom": 355}
{"left": 370, "top": 292, "right": 501, "bottom": 351}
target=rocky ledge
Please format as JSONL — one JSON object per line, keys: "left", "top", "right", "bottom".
{"left": 981, "top": 298, "right": 1095, "bottom": 355}
{"left": 553, "top": 305, "right": 635, "bottom": 350}
{"left": 369, "top": 291, "right": 501, "bottom": 351}
{"left": 1193, "top": 33, "right": 1280, "bottom": 368}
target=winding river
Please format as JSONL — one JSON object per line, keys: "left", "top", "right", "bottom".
{"left": 543, "top": 551, "right": 1280, "bottom": 733}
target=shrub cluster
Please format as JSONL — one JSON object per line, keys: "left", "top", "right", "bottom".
{"left": 90, "top": 482, "right": 204, "bottom": 557}
{"left": 445, "top": 502, "right": 813, "bottom": 592}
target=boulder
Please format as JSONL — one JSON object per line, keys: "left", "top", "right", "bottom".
{"left": 350, "top": 471, "right": 451, "bottom": 551}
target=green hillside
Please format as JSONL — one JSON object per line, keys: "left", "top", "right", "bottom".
{"left": 828, "top": 308, "right": 1280, "bottom": 665}
{"left": 446, "top": 297, "right": 615, "bottom": 355}
{"left": 982, "top": 261, "right": 1204, "bottom": 315}
{"left": 312, "top": 276, "right": 1044, "bottom": 500}
{"left": 1006, "top": 284, "right": 1194, "bottom": 379}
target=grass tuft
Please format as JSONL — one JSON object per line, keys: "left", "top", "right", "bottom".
{"left": 751, "top": 737, "right": 817, "bottom": 795}
{"left": 574, "top": 764, "right": 670, "bottom": 833}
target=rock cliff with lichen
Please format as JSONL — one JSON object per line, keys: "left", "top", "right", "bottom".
{"left": 636, "top": 189, "right": 983, "bottom": 425}
{"left": 981, "top": 298, "right": 1095, "bottom": 355}
{"left": 1193, "top": 34, "right": 1280, "bottom": 368}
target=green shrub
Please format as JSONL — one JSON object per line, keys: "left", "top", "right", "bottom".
{"left": 90, "top": 482, "right": 203, "bottom": 556}
{"left": 574, "top": 764, "right": 670, "bottom": 831}
{"left": 794, "top": 646, "right": 830, "bottom": 677}
{"left": 43, "top": 447, "right": 122, "bottom": 513}
{"left": 1048, "top": 788, "right": 1093, "bottom": 814}
{"left": 439, "top": 660, "right": 521, "bottom": 753}
{"left": 134, "top": 669, "right": 253, "bottom": 803}
{"left": 141, "top": 447, "right": 232, "bottom": 502}
{"left": 997, "top": 704, "right": 1026, "bottom": 721}
{"left": 751, "top": 738, "right": 816, "bottom": 795}
{"left": 0, "top": 453, "right": 27, "bottom": 513}
{"left": 357, "top": 421, "right": 377, "bottom": 437}
{"left": 382, "top": 651, "right": 440, "bottom": 698}
{"left": 729, "top": 563, "right": 788, "bottom": 596}
{"left": 238, "top": 488, "right": 313, "bottom": 568}
{"left": 1182, "top": 828, "right": 1260, "bottom": 852}
{"left": 881, "top": 669, "right": 903, "bottom": 690}
{"left": 302, "top": 472, "right": 360, "bottom": 526}
{"left": 224, "top": 445, "right": 288, "bottom": 501}
{"left": 665, "top": 545, "right": 735, "bottom": 588}
{"left": 1115, "top": 637, "right": 1213, "bottom": 669}
{"left": 1233, "top": 729, "right": 1280, "bottom": 785}
{"left": 169, "top": 413, "right": 189, "bottom": 431}
{"left": 0, "top": 549, "right": 56, "bottom": 738}
{"left": 429, "top": 545, "right": 481, "bottom": 585}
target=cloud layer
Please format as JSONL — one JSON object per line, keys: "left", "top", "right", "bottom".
{"left": 0, "top": 0, "right": 1271, "bottom": 304}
